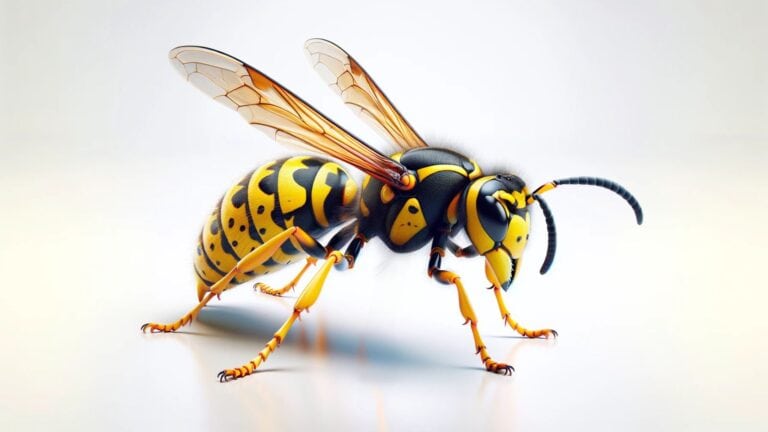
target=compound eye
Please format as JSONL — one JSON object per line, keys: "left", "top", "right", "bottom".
{"left": 478, "top": 195, "right": 509, "bottom": 242}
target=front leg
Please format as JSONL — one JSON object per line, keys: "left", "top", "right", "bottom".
{"left": 447, "top": 239, "right": 557, "bottom": 339}
{"left": 429, "top": 234, "right": 513, "bottom": 375}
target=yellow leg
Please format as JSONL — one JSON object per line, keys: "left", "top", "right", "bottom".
{"left": 141, "top": 227, "right": 316, "bottom": 333}
{"left": 433, "top": 269, "right": 514, "bottom": 375}
{"left": 485, "top": 261, "right": 557, "bottom": 339}
{"left": 255, "top": 257, "right": 317, "bottom": 296}
{"left": 218, "top": 251, "right": 344, "bottom": 381}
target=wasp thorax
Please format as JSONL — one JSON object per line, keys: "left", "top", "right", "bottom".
{"left": 460, "top": 175, "right": 531, "bottom": 290}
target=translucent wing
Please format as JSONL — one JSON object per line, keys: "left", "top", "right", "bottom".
{"left": 304, "top": 39, "right": 428, "bottom": 151}
{"left": 169, "top": 46, "right": 415, "bottom": 190}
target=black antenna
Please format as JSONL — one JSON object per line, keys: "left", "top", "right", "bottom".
{"left": 532, "top": 194, "right": 557, "bottom": 275}
{"left": 553, "top": 177, "right": 643, "bottom": 225}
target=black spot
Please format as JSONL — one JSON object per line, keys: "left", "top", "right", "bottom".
{"left": 526, "top": 234, "right": 529, "bottom": 240}
{"left": 259, "top": 228, "right": 266, "bottom": 235}
{"left": 257, "top": 205, "right": 265, "bottom": 214}
{"left": 408, "top": 205, "right": 418, "bottom": 214}
{"left": 231, "top": 187, "right": 247, "bottom": 209}
{"left": 516, "top": 236, "right": 522, "bottom": 243}
{"left": 210, "top": 219, "right": 220, "bottom": 235}
{"left": 239, "top": 225, "right": 246, "bottom": 232}
{"left": 216, "top": 260, "right": 221, "bottom": 266}
{"left": 228, "top": 218, "right": 235, "bottom": 228}
{"left": 209, "top": 243, "right": 215, "bottom": 251}
{"left": 232, "top": 241, "right": 239, "bottom": 247}
{"left": 251, "top": 247, "right": 256, "bottom": 252}
{"left": 197, "top": 246, "right": 202, "bottom": 256}
{"left": 202, "top": 270, "right": 207, "bottom": 276}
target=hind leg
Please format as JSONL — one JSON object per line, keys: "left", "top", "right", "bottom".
{"left": 141, "top": 227, "right": 332, "bottom": 333}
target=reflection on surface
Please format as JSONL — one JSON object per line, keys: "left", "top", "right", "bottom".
{"left": 159, "top": 294, "right": 555, "bottom": 431}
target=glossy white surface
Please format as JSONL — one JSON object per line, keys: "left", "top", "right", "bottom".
{"left": 1, "top": 0, "right": 766, "bottom": 430}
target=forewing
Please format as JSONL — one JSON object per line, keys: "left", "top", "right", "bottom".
{"left": 304, "top": 39, "right": 428, "bottom": 151}
{"left": 169, "top": 46, "right": 413, "bottom": 190}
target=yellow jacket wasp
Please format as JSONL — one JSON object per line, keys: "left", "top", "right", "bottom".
{"left": 141, "top": 39, "right": 643, "bottom": 381}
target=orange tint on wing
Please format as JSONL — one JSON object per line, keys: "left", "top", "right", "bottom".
{"left": 169, "top": 46, "right": 414, "bottom": 190}
{"left": 304, "top": 39, "right": 428, "bottom": 151}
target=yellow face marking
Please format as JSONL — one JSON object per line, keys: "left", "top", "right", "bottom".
{"left": 380, "top": 184, "right": 395, "bottom": 204}
{"left": 493, "top": 191, "right": 516, "bottom": 208}
{"left": 502, "top": 212, "right": 530, "bottom": 259}
{"left": 465, "top": 177, "right": 495, "bottom": 253}
{"left": 277, "top": 157, "right": 309, "bottom": 214}
{"left": 512, "top": 190, "right": 527, "bottom": 209}
{"left": 416, "top": 164, "right": 468, "bottom": 181}
{"left": 389, "top": 198, "right": 428, "bottom": 246}
{"left": 311, "top": 163, "right": 336, "bottom": 228}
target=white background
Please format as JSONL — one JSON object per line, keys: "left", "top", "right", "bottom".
{"left": 1, "top": 0, "right": 766, "bottom": 430}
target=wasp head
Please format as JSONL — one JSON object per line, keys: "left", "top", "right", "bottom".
{"left": 460, "top": 175, "right": 530, "bottom": 291}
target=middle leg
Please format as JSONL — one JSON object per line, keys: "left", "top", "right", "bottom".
{"left": 253, "top": 222, "right": 361, "bottom": 296}
{"left": 255, "top": 257, "right": 317, "bottom": 296}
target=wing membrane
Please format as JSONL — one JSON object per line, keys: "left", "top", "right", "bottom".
{"left": 169, "top": 46, "right": 414, "bottom": 190}
{"left": 304, "top": 39, "right": 428, "bottom": 151}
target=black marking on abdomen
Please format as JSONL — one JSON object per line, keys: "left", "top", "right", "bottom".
{"left": 259, "top": 160, "right": 286, "bottom": 229}
{"left": 213, "top": 198, "right": 242, "bottom": 262}
{"left": 232, "top": 170, "right": 265, "bottom": 245}
{"left": 288, "top": 158, "right": 324, "bottom": 234}
{"left": 198, "top": 232, "right": 226, "bottom": 277}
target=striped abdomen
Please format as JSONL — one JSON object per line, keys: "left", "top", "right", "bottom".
{"left": 193, "top": 156, "right": 358, "bottom": 298}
